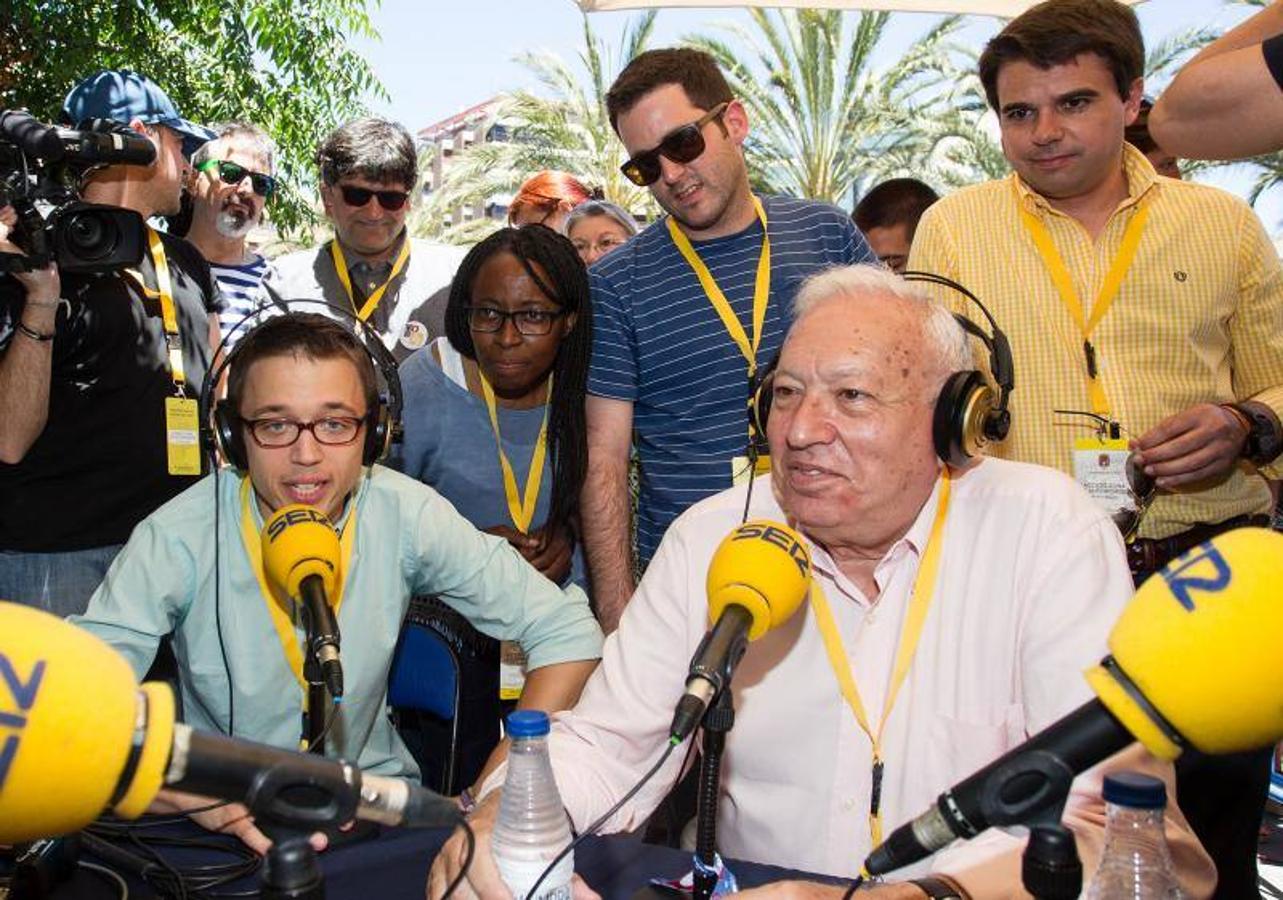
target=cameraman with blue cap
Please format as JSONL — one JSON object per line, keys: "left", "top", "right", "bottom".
{"left": 0, "top": 70, "right": 224, "bottom": 616}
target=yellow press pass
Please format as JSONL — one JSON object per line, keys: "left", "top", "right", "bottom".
{"left": 165, "top": 396, "right": 202, "bottom": 476}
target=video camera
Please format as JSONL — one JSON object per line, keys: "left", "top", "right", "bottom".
{"left": 0, "top": 109, "right": 154, "bottom": 274}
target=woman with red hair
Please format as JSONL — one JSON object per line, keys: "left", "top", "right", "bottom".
{"left": 508, "top": 171, "right": 594, "bottom": 233}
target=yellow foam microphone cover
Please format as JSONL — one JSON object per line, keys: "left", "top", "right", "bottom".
{"left": 0, "top": 602, "right": 168, "bottom": 842}
{"left": 706, "top": 520, "right": 812, "bottom": 640}
{"left": 1085, "top": 527, "right": 1283, "bottom": 760}
{"left": 261, "top": 504, "right": 341, "bottom": 598}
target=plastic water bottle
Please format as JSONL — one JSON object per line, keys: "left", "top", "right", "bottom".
{"left": 491, "top": 710, "right": 574, "bottom": 900}
{"left": 1085, "top": 772, "right": 1183, "bottom": 899}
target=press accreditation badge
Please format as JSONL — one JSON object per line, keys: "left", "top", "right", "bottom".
{"left": 165, "top": 396, "right": 202, "bottom": 476}
{"left": 1072, "top": 437, "right": 1133, "bottom": 515}
{"left": 731, "top": 454, "right": 771, "bottom": 487}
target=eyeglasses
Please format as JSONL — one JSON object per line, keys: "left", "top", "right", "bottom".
{"left": 338, "top": 184, "right": 410, "bottom": 211}
{"left": 242, "top": 416, "right": 366, "bottom": 448}
{"left": 196, "top": 160, "right": 277, "bottom": 198}
{"left": 572, "top": 235, "right": 628, "bottom": 258}
{"left": 465, "top": 306, "right": 567, "bottom": 336}
{"left": 620, "top": 102, "right": 730, "bottom": 187}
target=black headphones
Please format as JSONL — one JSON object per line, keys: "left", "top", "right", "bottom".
{"left": 747, "top": 271, "right": 1014, "bottom": 469}
{"left": 199, "top": 294, "right": 404, "bottom": 471}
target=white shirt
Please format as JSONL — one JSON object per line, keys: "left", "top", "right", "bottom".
{"left": 482, "top": 457, "right": 1214, "bottom": 896}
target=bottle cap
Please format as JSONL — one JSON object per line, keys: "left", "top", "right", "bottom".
{"left": 1021, "top": 824, "right": 1083, "bottom": 900}
{"left": 506, "top": 709, "right": 551, "bottom": 738}
{"left": 1102, "top": 771, "right": 1167, "bottom": 809}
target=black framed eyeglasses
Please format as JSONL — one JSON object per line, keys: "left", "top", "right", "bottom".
{"left": 620, "top": 102, "right": 730, "bottom": 187}
{"left": 338, "top": 184, "right": 410, "bottom": 211}
{"left": 196, "top": 160, "right": 277, "bottom": 198}
{"left": 465, "top": 306, "right": 567, "bottom": 336}
{"left": 242, "top": 416, "right": 366, "bottom": 448}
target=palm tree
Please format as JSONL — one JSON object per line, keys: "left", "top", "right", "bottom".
{"left": 683, "top": 10, "right": 974, "bottom": 205}
{"left": 416, "top": 12, "right": 658, "bottom": 243}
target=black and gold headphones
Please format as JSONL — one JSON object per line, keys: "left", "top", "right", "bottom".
{"left": 199, "top": 296, "right": 404, "bottom": 471}
{"left": 747, "top": 271, "right": 1013, "bottom": 469}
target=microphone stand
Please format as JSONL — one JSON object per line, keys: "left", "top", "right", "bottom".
{"left": 692, "top": 689, "right": 735, "bottom": 900}
{"left": 304, "top": 649, "right": 327, "bottom": 755}
{"left": 262, "top": 830, "right": 325, "bottom": 900}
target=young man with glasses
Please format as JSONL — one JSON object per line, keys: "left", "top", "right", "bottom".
{"left": 582, "top": 48, "right": 873, "bottom": 630}
{"left": 266, "top": 117, "right": 465, "bottom": 362}
{"left": 0, "top": 69, "right": 222, "bottom": 617}
{"left": 71, "top": 312, "right": 602, "bottom": 854}
{"left": 187, "top": 122, "right": 278, "bottom": 349}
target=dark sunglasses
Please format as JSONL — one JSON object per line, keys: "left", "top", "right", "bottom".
{"left": 196, "top": 160, "right": 276, "bottom": 198}
{"left": 338, "top": 184, "right": 410, "bottom": 211}
{"left": 620, "top": 102, "right": 730, "bottom": 187}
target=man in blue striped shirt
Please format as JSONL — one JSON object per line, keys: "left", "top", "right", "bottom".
{"left": 187, "top": 123, "right": 277, "bottom": 348}
{"left": 583, "top": 48, "right": 872, "bottom": 629}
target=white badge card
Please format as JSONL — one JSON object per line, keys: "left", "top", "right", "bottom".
{"left": 1072, "top": 437, "right": 1133, "bottom": 516}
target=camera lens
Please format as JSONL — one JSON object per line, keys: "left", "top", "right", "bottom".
{"left": 62, "top": 210, "right": 118, "bottom": 261}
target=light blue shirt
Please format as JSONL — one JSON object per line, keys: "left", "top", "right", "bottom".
{"left": 72, "top": 465, "right": 603, "bottom": 779}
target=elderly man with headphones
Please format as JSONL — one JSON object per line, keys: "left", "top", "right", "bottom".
{"left": 430, "top": 264, "right": 1213, "bottom": 900}
{"left": 69, "top": 310, "right": 603, "bottom": 855}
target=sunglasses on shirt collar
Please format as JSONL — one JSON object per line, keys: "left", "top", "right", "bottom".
{"left": 337, "top": 184, "right": 410, "bottom": 211}
{"left": 196, "top": 160, "right": 277, "bottom": 198}
{"left": 620, "top": 102, "right": 730, "bottom": 187}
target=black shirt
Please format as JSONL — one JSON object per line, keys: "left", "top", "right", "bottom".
{"left": 0, "top": 231, "right": 223, "bottom": 551}
{"left": 1264, "top": 33, "right": 1283, "bottom": 91}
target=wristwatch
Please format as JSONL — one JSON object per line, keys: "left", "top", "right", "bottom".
{"left": 908, "top": 876, "right": 967, "bottom": 899}
{"left": 1224, "top": 402, "right": 1283, "bottom": 465}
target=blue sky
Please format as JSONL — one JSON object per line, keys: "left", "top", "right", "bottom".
{"left": 352, "top": 1, "right": 1275, "bottom": 223}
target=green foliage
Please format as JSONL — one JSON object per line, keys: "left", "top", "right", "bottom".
{"left": 416, "top": 11, "right": 658, "bottom": 244}
{"left": 684, "top": 11, "right": 978, "bottom": 205}
{"left": 2, "top": 0, "right": 383, "bottom": 235}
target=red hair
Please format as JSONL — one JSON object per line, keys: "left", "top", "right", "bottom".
{"left": 508, "top": 171, "right": 595, "bottom": 225}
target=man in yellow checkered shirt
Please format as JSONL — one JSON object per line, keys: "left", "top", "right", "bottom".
{"left": 909, "top": 1, "right": 1283, "bottom": 895}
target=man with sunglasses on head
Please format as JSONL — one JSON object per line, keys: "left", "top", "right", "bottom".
{"left": 187, "top": 122, "right": 278, "bottom": 350}
{"left": 266, "top": 117, "right": 465, "bottom": 361}
{"left": 582, "top": 48, "right": 872, "bottom": 630}
{"left": 0, "top": 69, "right": 222, "bottom": 617}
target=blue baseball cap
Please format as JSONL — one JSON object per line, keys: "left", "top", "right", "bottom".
{"left": 61, "top": 69, "right": 215, "bottom": 157}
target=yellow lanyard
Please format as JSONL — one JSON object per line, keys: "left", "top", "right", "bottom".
{"left": 238, "top": 478, "right": 356, "bottom": 700}
{"left": 480, "top": 373, "right": 551, "bottom": 534}
{"left": 809, "top": 468, "right": 951, "bottom": 848}
{"left": 667, "top": 195, "right": 771, "bottom": 380}
{"left": 1018, "top": 188, "right": 1150, "bottom": 418}
{"left": 126, "top": 227, "right": 186, "bottom": 394}
{"left": 330, "top": 237, "right": 412, "bottom": 322}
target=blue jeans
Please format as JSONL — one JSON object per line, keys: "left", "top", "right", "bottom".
{"left": 0, "top": 545, "right": 124, "bottom": 617}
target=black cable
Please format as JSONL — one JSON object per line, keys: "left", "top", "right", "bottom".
{"left": 441, "top": 818, "right": 476, "bottom": 900}
{"left": 523, "top": 737, "right": 680, "bottom": 900}
{"left": 78, "top": 860, "right": 130, "bottom": 900}
{"left": 841, "top": 875, "right": 865, "bottom": 899}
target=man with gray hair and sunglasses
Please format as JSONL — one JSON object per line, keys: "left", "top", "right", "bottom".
{"left": 187, "top": 122, "right": 278, "bottom": 348}
{"left": 266, "top": 117, "right": 464, "bottom": 360}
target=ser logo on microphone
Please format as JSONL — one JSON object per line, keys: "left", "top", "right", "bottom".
{"left": 0, "top": 652, "right": 46, "bottom": 790}
{"left": 1161, "top": 540, "right": 1232, "bottom": 612}
{"left": 731, "top": 522, "right": 809, "bottom": 578}
{"left": 266, "top": 506, "right": 330, "bottom": 542}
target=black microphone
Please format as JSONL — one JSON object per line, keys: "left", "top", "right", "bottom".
{"left": 0, "top": 110, "right": 65, "bottom": 159}
{"left": 168, "top": 723, "right": 461, "bottom": 829}
{"left": 300, "top": 574, "right": 343, "bottom": 700}
{"left": 865, "top": 698, "right": 1133, "bottom": 876}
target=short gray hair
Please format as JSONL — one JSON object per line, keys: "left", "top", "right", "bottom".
{"left": 316, "top": 116, "right": 417, "bottom": 188}
{"left": 565, "top": 200, "right": 639, "bottom": 237}
{"left": 792, "top": 264, "right": 973, "bottom": 384}
{"left": 191, "top": 122, "right": 277, "bottom": 174}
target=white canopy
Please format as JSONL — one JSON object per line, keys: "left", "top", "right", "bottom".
{"left": 575, "top": 0, "right": 1141, "bottom": 19}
